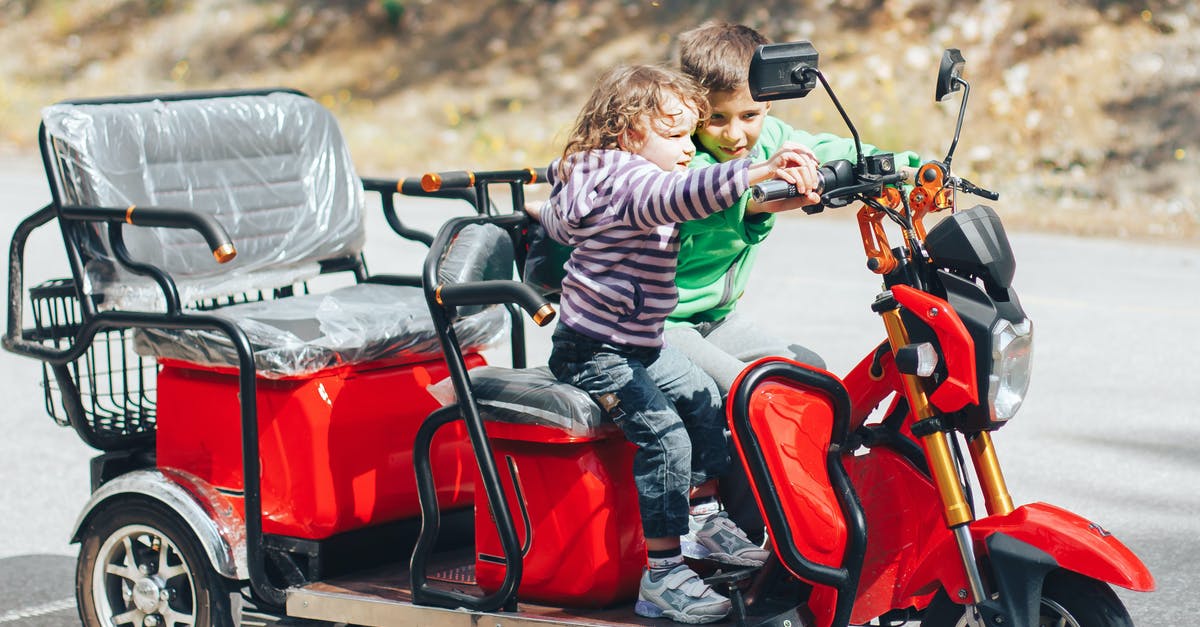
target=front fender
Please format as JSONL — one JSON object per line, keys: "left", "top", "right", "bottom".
{"left": 71, "top": 468, "right": 248, "bottom": 581}
{"left": 972, "top": 502, "right": 1154, "bottom": 592}
{"left": 908, "top": 501, "right": 1154, "bottom": 603}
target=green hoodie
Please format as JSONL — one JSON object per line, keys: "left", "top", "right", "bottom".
{"left": 668, "top": 116, "right": 921, "bottom": 327}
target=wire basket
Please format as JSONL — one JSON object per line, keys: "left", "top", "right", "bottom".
{"left": 29, "top": 278, "right": 157, "bottom": 444}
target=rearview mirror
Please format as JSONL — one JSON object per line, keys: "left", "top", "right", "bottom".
{"left": 935, "top": 49, "right": 966, "bottom": 101}
{"left": 748, "top": 41, "right": 819, "bottom": 101}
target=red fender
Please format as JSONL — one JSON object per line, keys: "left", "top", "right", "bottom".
{"left": 908, "top": 502, "right": 1155, "bottom": 600}
{"left": 974, "top": 502, "right": 1154, "bottom": 591}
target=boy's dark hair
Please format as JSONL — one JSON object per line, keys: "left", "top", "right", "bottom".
{"left": 678, "top": 21, "right": 770, "bottom": 93}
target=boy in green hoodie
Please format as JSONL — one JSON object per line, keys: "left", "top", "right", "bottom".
{"left": 668, "top": 21, "right": 922, "bottom": 392}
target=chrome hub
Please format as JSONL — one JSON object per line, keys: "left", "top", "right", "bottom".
{"left": 132, "top": 577, "right": 163, "bottom": 613}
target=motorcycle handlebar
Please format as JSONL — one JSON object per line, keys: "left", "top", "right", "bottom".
{"left": 421, "top": 167, "right": 548, "bottom": 192}
{"left": 752, "top": 159, "right": 859, "bottom": 203}
{"left": 752, "top": 159, "right": 899, "bottom": 205}
{"left": 899, "top": 166, "right": 1000, "bottom": 201}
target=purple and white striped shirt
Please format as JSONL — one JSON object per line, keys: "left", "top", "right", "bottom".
{"left": 540, "top": 149, "right": 751, "bottom": 347}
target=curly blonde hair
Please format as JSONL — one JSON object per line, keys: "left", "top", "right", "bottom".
{"left": 559, "top": 64, "right": 709, "bottom": 177}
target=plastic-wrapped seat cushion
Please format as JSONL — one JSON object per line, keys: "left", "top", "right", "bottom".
{"left": 133, "top": 223, "right": 513, "bottom": 378}
{"left": 134, "top": 284, "right": 507, "bottom": 378}
{"left": 41, "top": 91, "right": 364, "bottom": 310}
{"left": 427, "top": 365, "right": 605, "bottom": 438}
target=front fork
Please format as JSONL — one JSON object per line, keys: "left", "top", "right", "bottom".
{"left": 878, "top": 306, "right": 1015, "bottom": 606}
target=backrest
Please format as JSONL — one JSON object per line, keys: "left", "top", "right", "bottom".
{"left": 436, "top": 221, "right": 516, "bottom": 317}
{"left": 40, "top": 90, "right": 365, "bottom": 310}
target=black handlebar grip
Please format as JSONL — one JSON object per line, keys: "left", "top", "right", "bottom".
{"left": 752, "top": 179, "right": 799, "bottom": 203}
{"left": 398, "top": 177, "right": 429, "bottom": 196}
{"left": 421, "top": 170, "right": 475, "bottom": 192}
{"left": 437, "top": 280, "right": 556, "bottom": 327}
{"left": 123, "top": 206, "right": 237, "bottom": 263}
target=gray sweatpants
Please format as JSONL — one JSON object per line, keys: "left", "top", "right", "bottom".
{"left": 664, "top": 311, "right": 826, "bottom": 393}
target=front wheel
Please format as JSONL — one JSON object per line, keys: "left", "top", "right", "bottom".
{"left": 76, "top": 496, "right": 236, "bottom": 627}
{"left": 1036, "top": 569, "right": 1133, "bottom": 627}
{"left": 922, "top": 569, "right": 1134, "bottom": 627}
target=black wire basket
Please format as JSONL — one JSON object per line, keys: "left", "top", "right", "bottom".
{"left": 28, "top": 278, "right": 157, "bottom": 446}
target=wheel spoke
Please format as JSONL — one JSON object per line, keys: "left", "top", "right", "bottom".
{"left": 105, "top": 536, "right": 143, "bottom": 582}
{"left": 112, "top": 608, "right": 144, "bottom": 626}
{"left": 157, "top": 544, "right": 188, "bottom": 581}
{"left": 106, "top": 561, "right": 141, "bottom": 582}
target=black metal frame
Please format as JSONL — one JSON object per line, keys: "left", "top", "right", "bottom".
{"left": 728, "top": 359, "right": 868, "bottom": 627}
{"left": 409, "top": 175, "right": 552, "bottom": 611}
{"left": 4, "top": 87, "right": 492, "bottom": 610}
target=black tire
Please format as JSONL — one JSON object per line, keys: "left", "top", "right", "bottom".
{"left": 76, "top": 496, "right": 236, "bottom": 627}
{"left": 921, "top": 569, "right": 1133, "bottom": 627}
{"left": 1037, "top": 569, "right": 1133, "bottom": 627}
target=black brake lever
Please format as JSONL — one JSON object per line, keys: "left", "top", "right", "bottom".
{"left": 953, "top": 176, "right": 999, "bottom": 201}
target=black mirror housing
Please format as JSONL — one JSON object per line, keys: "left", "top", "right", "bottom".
{"left": 749, "top": 42, "right": 819, "bottom": 101}
{"left": 936, "top": 49, "right": 966, "bottom": 101}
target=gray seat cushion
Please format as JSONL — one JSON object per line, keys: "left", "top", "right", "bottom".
{"left": 134, "top": 284, "right": 507, "bottom": 378}
{"left": 41, "top": 91, "right": 365, "bottom": 310}
{"left": 428, "top": 365, "right": 606, "bottom": 438}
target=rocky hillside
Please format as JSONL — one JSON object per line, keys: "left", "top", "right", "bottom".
{"left": 1, "top": 0, "right": 1196, "bottom": 242}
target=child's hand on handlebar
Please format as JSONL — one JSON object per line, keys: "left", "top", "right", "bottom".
{"left": 747, "top": 143, "right": 822, "bottom": 213}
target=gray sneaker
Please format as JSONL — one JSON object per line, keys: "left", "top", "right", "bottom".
{"left": 681, "top": 511, "right": 769, "bottom": 568}
{"left": 634, "top": 564, "right": 731, "bottom": 624}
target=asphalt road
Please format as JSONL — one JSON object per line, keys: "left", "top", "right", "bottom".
{"left": 0, "top": 151, "right": 1197, "bottom": 625}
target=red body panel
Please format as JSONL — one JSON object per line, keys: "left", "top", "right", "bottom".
{"left": 842, "top": 346, "right": 903, "bottom": 428}
{"left": 155, "top": 355, "right": 481, "bottom": 539}
{"left": 475, "top": 423, "right": 645, "bottom": 607}
{"left": 891, "top": 285, "right": 978, "bottom": 411}
{"left": 740, "top": 379, "right": 848, "bottom": 571}
{"left": 843, "top": 447, "right": 951, "bottom": 622}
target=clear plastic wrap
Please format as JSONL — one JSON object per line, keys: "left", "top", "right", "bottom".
{"left": 41, "top": 91, "right": 365, "bottom": 310}
{"left": 427, "top": 366, "right": 605, "bottom": 437}
{"left": 438, "top": 222, "right": 515, "bottom": 295}
{"left": 133, "top": 222, "right": 516, "bottom": 377}
{"left": 133, "top": 284, "right": 507, "bottom": 378}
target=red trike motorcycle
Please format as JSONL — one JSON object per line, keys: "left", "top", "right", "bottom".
{"left": 3, "top": 45, "right": 1151, "bottom": 627}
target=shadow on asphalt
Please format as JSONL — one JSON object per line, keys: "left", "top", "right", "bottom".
{"left": 0, "top": 554, "right": 76, "bottom": 625}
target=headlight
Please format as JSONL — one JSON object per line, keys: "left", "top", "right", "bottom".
{"left": 988, "top": 318, "right": 1033, "bottom": 421}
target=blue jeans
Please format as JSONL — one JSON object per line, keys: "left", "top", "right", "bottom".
{"left": 548, "top": 326, "right": 730, "bottom": 538}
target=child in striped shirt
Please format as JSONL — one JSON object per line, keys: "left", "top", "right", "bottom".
{"left": 528, "top": 64, "right": 821, "bottom": 624}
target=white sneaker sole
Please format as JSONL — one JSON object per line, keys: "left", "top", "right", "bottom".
{"left": 634, "top": 599, "right": 729, "bottom": 624}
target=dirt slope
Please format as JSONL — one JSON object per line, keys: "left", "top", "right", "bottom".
{"left": 1, "top": 0, "right": 1196, "bottom": 242}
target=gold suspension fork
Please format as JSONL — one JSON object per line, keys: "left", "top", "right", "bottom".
{"left": 878, "top": 302, "right": 988, "bottom": 604}
{"left": 967, "top": 431, "right": 1015, "bottom": 516}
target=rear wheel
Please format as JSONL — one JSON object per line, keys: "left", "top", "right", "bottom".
{"left": 922, "top": 569, "right": 1133, "bottom": 627}
{"left": 76, "top": 496, "right": 235, "bottom": 627}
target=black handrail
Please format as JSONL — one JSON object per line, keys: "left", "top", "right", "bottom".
{"left": 728, "top": 359, "right": 868, "bottom": 627}
{"left": 411, "top": 212, "right": 553, "bottom": 612}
